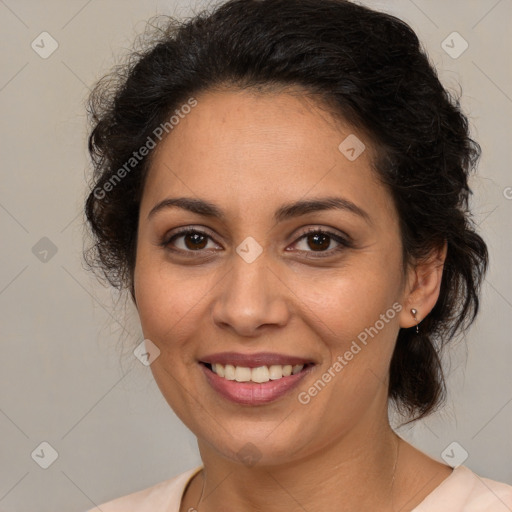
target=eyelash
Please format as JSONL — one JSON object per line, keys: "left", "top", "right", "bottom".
{"left": 160, "top": 226, "right": 353, "bottom": 259}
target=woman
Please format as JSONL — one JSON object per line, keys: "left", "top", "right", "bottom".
{"left": 84, "top": 0, "right": 512, "bottom": 510}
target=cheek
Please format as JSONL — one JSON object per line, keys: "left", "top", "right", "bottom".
{"left": 133, "top": 252, "right": 214, "bottom": 426}
{"left": 289, "top": 258, "right": 404, "bottom": 409}
{"left": 292, "top": 260, "right": 403, "bottom": 350}
{"left": 290, "top": 269, "right": 402, "bottom": 437}
{"left": 134, "top": 249, "right": 213, "bottom": 343}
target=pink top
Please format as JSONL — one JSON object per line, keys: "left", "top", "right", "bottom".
{"left": 89, "top": 465, "right": 512, "bottom": 511}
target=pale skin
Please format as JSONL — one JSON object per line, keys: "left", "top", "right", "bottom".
{"left": 133, "top": 87, "right": 452, "bottom": 512}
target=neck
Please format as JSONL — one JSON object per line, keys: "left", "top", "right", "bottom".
{"left": 192, "top": 414, "right": 401, "bottom": 512}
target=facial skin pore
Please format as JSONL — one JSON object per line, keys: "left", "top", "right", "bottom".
{"left": 133, "top": 88, "right": 449, "bottom": 512}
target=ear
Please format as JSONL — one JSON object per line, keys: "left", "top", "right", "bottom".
{"left": 398, "top": 241, "right": 447, "bottom": 329}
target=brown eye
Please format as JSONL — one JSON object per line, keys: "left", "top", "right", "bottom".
{"left": 291, "top": 228, "right": 352, "bottom": 257}
{"left": 183, "top": 231, "right": 208, "bottom": 250}
{"left": 163, "top": 229, "right": 220, "bottom": 253}
{"left": 306, "top": 232, "right": 331, "bottom": 251}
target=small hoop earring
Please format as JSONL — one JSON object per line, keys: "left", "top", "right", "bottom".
{"left": 410, "top": 308, "right": 419, "bottom": 334}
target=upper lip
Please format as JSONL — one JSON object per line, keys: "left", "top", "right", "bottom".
{"left": 200, "top": 352, "right": 314, "bottom": 368}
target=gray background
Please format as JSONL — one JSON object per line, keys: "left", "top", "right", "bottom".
{"left": 0, "top": 1, "right": 510, "bottom": 510}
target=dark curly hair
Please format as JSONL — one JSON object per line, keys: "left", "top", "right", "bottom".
{"left": 84, "top": 0, "right": 488, "bottom": 420}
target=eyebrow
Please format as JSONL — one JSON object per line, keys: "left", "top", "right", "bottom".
{"left": 147, "top": 196, "right": 371, "bottom": 224}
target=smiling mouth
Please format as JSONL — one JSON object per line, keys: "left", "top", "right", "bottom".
{"left": 201, "top": 362, "right": 313, "bottom": 383}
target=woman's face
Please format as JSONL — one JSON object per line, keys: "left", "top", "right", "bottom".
{"left": 134, "top": 88, "right": 413, "bottom": 466}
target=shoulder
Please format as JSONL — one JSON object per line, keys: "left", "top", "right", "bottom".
{"left": 414, "top": 466, "right": 512, "bottom": 512}
{"left": 86, "top": 466, "right": 202, "bottom": 512}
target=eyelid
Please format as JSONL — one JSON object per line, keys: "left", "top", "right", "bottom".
{"left": 161, "top": 226, "right": 223, "bottom": 252}
{"left": 167, "top": 225, "right": 219, "bottom": 239}
{"left": 287, "top": 226, "right": 354, "bottom": 254}
{"left": 293, "top": 225, "right": 353, "bottom": 243}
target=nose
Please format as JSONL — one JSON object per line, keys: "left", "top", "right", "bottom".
{"left": 211, "top": 252, "right": 291, "bottom": 337}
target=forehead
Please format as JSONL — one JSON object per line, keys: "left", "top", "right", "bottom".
{"left": 141, "top": 88, "right": 394, "bottom": 224}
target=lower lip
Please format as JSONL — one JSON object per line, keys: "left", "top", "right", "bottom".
{"left": 201, "top": 363, "right": 312, "bottom": 405}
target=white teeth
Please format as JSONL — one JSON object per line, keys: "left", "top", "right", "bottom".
{"left": 268, "top": 365, "right": 283, "bottom": 380}
{"left": 209, "top": 363, "right": 305, "bottom": 382}
{"left": 213, "top": 363, "right": 225, "bottom": 377}
{"left": 235, "top": 366, "right": 252, "bottom": 382}
{"left": 251, "top": 366, "right": 270, "bottom": 383}
{"left": 282, "top": 365, "right": 293, "bottom": 376}
{"left": 224, "top": 364, "right": 236, "bottom": 380}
